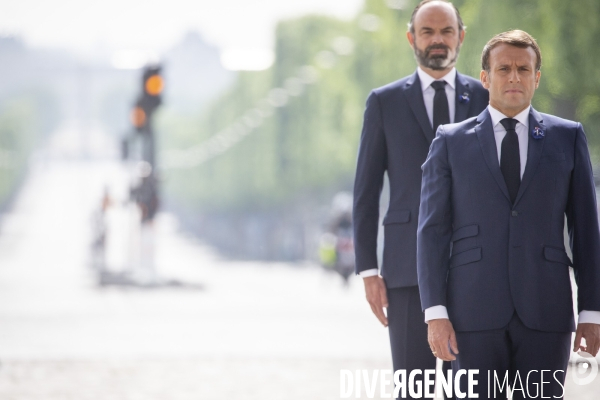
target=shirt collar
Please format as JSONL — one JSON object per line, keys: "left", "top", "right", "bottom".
{"left": 488, "top": 105, "right": 531, "bottom": 129}
{"left": 417, "top": 67, "right": 456, "bottom": 91}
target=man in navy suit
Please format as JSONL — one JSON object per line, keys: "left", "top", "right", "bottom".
{"left": 418, "top": 30, "right": 600, "bottom": 398}
{"left": 353, "top": 0, "right": 488, "bottom": 395}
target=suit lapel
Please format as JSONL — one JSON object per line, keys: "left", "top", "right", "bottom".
{"left": 454, "top": 73, "right": 472, "bottom": 123}
{"left": 475, "top": 109, "right": 512, "bottom": 203}
{"left": 404, "top": 71, "right": 435, "bottom": 143}
{"left": 513, "top": 108, "right": 546, "bottom": 206}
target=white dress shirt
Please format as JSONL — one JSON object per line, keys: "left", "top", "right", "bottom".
{"left": 489, "top": 105, "right": 530, "bottom": 179}
{"left": 417, "top": 66, "right": 457, "bottom": 127}
{"left": 424, "top": 105, "right": 600, "bottom": 325}
{"left": 358, "top": 68, "right": 458, "bottom": 280}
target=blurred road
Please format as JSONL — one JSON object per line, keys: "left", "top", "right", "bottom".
{"left": 0, "top": 153, "right": 393, "bottom": 399}
{"left": 0, "top": 149, "right": 598, "bottom": 398}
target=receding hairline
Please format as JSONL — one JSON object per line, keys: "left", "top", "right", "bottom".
{"left": 418, "top": 0, "right": 457, "bottom": 15}
{"left": 408, "top": 1, "right": 463, "bottom": 34}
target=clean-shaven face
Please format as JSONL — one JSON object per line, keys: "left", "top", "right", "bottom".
{"left": 481, "top": 43, "right": 541, "bottom": 116}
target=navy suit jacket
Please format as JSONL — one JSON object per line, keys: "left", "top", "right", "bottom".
{"left": 353, "top": 71, "right": 489, "bottom": 289}
{"left": 417, "top": 107, "right": 600, "bottom": 333}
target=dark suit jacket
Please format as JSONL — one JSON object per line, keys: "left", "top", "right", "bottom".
{"left": 417, "top": 107, "right": 600, "bottom": 333}
{"left": 353, "top": 70, "right": 489, "bottom": 289}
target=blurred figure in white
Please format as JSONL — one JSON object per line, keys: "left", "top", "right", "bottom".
{"left": 130, "top": 161, "right": 159, "bottom": 283}
{"left": 90, "top": 186, "right": 113, "bottom": 271}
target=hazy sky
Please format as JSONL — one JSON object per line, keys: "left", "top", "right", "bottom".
{"left": 1, "top": 0, "right": 364, "bottom": 55}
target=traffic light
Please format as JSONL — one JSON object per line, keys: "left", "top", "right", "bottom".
{"left": 131, "top": 65, "right": 163, "bottom": 132}
{"left": 126, "top": 64, "right": 164, "bottom": 224}
{"left": 130, "top": 104, "right": 147, "bottom": 131}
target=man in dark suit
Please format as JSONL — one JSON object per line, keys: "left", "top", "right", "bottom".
{"left": 353, "top": 0, "right": 488, "bottom": 395}
{"left": 418, "top": 30, "right": 600, "bottom": 398}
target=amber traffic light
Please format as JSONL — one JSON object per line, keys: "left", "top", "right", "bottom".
{"left": 131, "top": 106, "right": 146, "bottom": 129}
{"left": 145, "top": 75, "right": 164, "bottom": 96}
{"left": 131, "top": 65, "right": 163, "bottom": 132}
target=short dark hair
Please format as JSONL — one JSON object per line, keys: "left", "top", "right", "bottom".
{"left": 481, "top": 30, "right": 542, "bottom": 72}
{"left": 408, "top": 0, "right": 464, "bottom": 35}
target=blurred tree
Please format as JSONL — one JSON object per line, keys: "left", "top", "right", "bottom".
{"left": 0, "top": 96, "right": 45, "bottom": 207}
{"left": 160, "top": 0, "right": 600, "bottom": 225}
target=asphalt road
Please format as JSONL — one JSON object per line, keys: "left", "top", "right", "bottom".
{"left": 0, "top": 155, "right": 597, "bottom": 399}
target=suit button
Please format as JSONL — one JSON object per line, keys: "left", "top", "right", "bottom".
{"left": 512, "top": 211, "right": 518, "bottom": 217}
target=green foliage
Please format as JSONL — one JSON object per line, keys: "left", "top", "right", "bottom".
{"left": 161, "top": 0, "right": 600, "bottom": 213}
{"left": 0, "top": 95, "right": 45, "bottom": 205}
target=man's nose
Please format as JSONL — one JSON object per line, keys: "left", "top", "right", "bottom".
{"left": 431, "top": 32, "right": 444, "bottom": 43}
{"left": 508, "top": 68, "right": 520, "bottom": 83}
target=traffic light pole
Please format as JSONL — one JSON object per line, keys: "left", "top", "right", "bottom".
{"left": 106, "top": 64, "right": 200, "bottom": 289}
{"left": 143, "top": 125, "right": 155, "bottom": 168}
{"left": 126, "top": 65, "right": 163, "bottom": 283}
{"left": 129, "top": 64, "right": 163, "bottom": 224}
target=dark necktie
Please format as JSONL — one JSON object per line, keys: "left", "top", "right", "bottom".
{"left": 431, "top": 80, "right": 450, "bottom": 133}
{"left": 500, "top": 118, "right": 520, "bottom": 203}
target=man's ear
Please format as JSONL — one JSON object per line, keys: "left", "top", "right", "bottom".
{"left": 406, "top": 31, "right": 415, "bottom": 48}
{"left": 480, "top": 70, "right": 490, "bottom": 89}
{"left": 535, "top": 70, "right": 541, "bottom": 88}
{"left": 459, "top": 29, "right": 465, "bottom": 45}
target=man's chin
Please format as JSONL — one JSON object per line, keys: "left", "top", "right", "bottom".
{"left": 428, "top": 65, "right": 450, "bottom": 71}
{"left": 425, "top": 61, "right": 452, "bottom": 71}
{"left": 502, "top": 95, "right": 529, "bottom": 107}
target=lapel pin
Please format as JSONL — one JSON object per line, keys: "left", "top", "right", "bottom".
{"left": 531, "top": 126, "right": 545, "bottom": 139}
{"left": 458, "top": 92, "right": 470, "bottom": 104}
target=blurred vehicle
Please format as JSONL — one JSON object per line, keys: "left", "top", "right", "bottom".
{"left": 334, "top": 225, "right": 355, "bottom": 284}
{"left": 319, "top": 192, "right": 355, "bottom": 285}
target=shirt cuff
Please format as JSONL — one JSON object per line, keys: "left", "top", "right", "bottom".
{"left": 422, "top": 309, "right": 600, "bottom": 324}
{"left": 359, "top": 268, "right": 379, "bottom": 278}
{"left": 578, "top": 310, "right": 600, "bottom": 325}
{"left": 424, "top": 305, "right": 449, "bottom": 323}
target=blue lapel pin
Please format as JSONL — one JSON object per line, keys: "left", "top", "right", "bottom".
{"left": 458, "top": 92, "right": 470, "bottom": 104}
{"left": 531, "top": 126, "right": 545, "bottom": 139}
